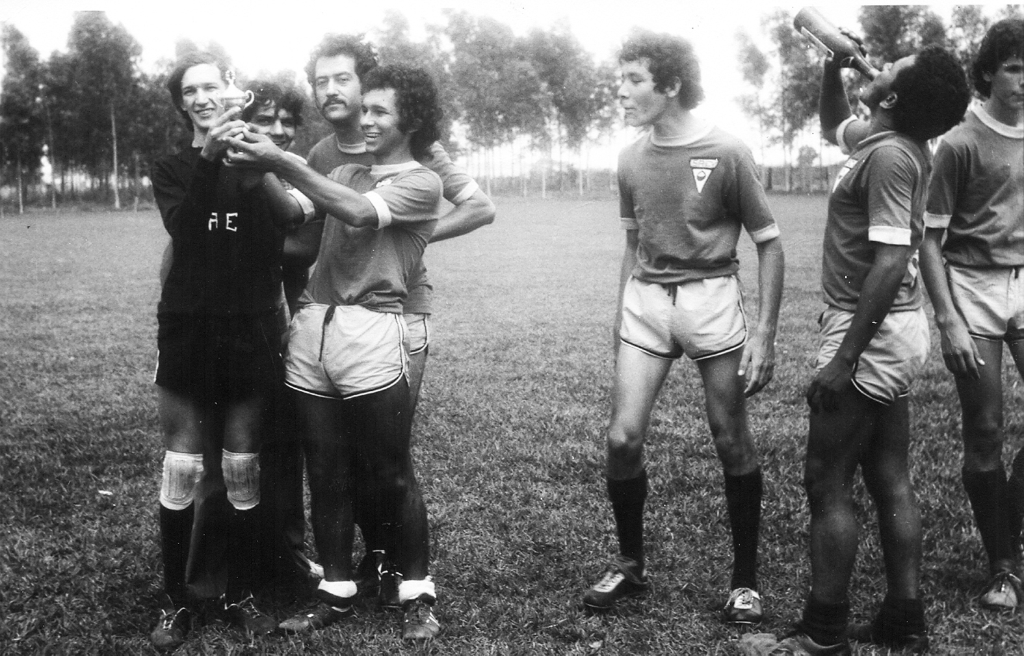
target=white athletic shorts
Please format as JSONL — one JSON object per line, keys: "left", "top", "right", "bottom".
{"left": 403, "top": 313, "right": 430, "bottom": 355}
{"left": 285, "top": 303, "right": 407, "bottom": 400}
{"left": 619, "top": 275, "right": 747, "bottom": 361}
{"left": 947, "top": 264, "right": 1024, "bottom": 343}
{"left": 814, "top": 306, "right": 929, "bottom": 405}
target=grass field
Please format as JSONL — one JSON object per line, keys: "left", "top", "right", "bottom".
{"left": 1, "top": 195, "right": 1023, "bottom": 655}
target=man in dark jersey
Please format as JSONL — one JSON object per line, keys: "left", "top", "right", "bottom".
{"left": 741, "top": 43, "right": 970, "bottom": 656}
{"left": 149, "top": 54, "right": 304, "bottom": 651}
{"left": 919, "top": 18, "right": 1024, "bottom": 612}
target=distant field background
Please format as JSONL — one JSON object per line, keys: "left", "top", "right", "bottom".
{"left": 1, "top": 195, "right": 1022, "bottom": 654}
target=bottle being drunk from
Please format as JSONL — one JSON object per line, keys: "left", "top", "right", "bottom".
{"left": 794, "top": 7, "right": 879, "bottom": 80}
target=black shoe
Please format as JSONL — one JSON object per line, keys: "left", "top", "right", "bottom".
{"left": 150, "top": 599, "right": 192, "bottom": 652}
{"left": 847, "top": 618, "right": 929, "bottom": 653}
{"left": 223, "top": 593, "right": 276, "bottom": 636}
{"left": 355, "top": 550, "right": 384, "bottom": 597}
{"left": 278, "top": 601, "right": 353, "bottom": 633}
{"left": 379, "top": 561, "right": 403, "bottom": 610}
{"left": 402, "top": 595, "right": 440, "bottom": 640}
{"left": 582, "top": 555, "right": 650, "bottom": 610}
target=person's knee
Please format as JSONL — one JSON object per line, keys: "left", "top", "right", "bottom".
{"left": 222, "top": 450, "right": 260, "bottom": 510}
{"left": 963, "top": 411, "right": 1004, "bottom": 464}
{"left": 606, "top": 421, "right": 643, "bottom": 465}
{"left": 160, "top": 451, "right": 204, "bottom": 510}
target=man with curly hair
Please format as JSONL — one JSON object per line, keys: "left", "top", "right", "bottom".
{"left": 582, "top": 29, "right": 785, "bottom": 625}
{"left": 287, "top": 34, "right": 495, "bottom": 607}
{"left": 741, "top": 43, "right": 971, "bottom": 656}
{"left": 228, "top": 63, "right": 445, "bottom": 641}
{"left": 919, "top": 18, "right": 1024, "bottom": 612}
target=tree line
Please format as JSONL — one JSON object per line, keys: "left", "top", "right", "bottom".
{"left": 2, "top": 7, "right": 1021, "bottom": 211}
{"left": 735, "top": 5, "right": 1022, "bottom": 191}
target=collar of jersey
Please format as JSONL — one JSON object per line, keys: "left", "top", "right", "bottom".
{"left": 334, "top": 137, "right": 367, "bottom": 155}
{"left": 971, "top": 101, "right": 1024, "bottom": 139}
{"left": 649, "top": 121, "right": 714, "bottom": 147}
{"left": 369, "top": 161, "right": 422, "bottom": 176}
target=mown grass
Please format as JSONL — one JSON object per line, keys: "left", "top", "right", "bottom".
{"left": 1, "top": 195, "right": 1022, "bottom": 654}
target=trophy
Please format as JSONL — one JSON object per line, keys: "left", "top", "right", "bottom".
{"left": 220, "top": 69, "right": 255, "bottom": 112}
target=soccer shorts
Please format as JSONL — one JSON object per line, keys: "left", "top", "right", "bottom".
{"left": 285, "top": 303, "right": 407, "bottom": 400}
{"left": 155, "top": 312, "right": 282, "bottom": 403}
{"left": 814, "top": 305, "right": 929, "bottom": 405}
{"left": 619, "top": 275, "right": 747, "bottom": 361}
{"left": 947, "top": 264, "right": 1024, "bottom": 343}
{"left": 404, "top": 313, "right": 430, "bottom": 355}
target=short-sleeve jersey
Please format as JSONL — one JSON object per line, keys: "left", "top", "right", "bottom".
{"left": 305, "top": 136, "right": 479, "bottom": 315}
{"left": 153, "top": 147, "right": 283, "bottom": 316}
{"left": 299, "top": 161, "right": 442, "bottom": 313}
{"left": 822, "top": 131, "right": 931, "bottom": 311}
{"left": 618, "top": 125, "right": 780, "bottom": 285}
{"left": 924, "top": 102, "right": 1024, "bottom": 268}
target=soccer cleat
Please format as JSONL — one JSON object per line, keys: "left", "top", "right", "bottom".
{"left": 379, "top": 561, "right": 403, "bottom": 610}
{"left": 979, "top": 569, "right": 1023, "bottom": 611}
{"left": 723, "top": 587, "right": 764, "bottom": 625}
{"left": 847, "top": 618, "right": 929, "bottom": 653}
{"left": 354, "top": 550, "right": 384, "bottom": 597}
{"left": 737, "top": 632, "right": 851, "bottom": 656}
{"left": 582, "top": 555, "right": 650, "bottom": 610}
{"left": 223, "top": 594, "right": 277, "bottom": 636}
{"left": 150, "top": 601, "right": 192, "bottom": 652}
{"left": 278, "top": 601, "right": 353, "bottom": 633}
{"left": 402, "top": 595, "right": 441, "bottom": 641}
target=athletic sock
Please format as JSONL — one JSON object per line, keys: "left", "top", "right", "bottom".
{"left": 963, "top": 468, "right": 1014, "bottom": 572}
{"left": 159, "top": 503, "right": 194, "bottom": 607}
{"left": 724, "top": 467, "right": 762, "bottom": 591}
{"left": 225, "top": 505, "right": 260, "bottom": 601}
{"left": 877, "top": 595, "right": 926, "bottom": 640}
{"left": 796, "top": 597, "right": 849, "bottom": 646}
{"left": 1007, "top": 450, "right": 1024, "bottom": 561}
{"left": 608, "top": 470, "right": 648, "bottom": 567}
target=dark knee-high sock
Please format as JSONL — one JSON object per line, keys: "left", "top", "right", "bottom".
{"left": 608, "top": 470, "right": 648, "bottom": 566}
{"left": 796, "top": 597, "right": 849, "bottom": 646}
{"left": 1007, "top": 451, "right": 1024, "bottom": 560}
{"left": 725, "top": 467, "right": 762, "bottom": 591}
{"left": 964, "top": 468, "right": 1014, "bottom": 572}
{"left": 226, "top": 506, "right": 260, "bottom": 600}
{"left": 159, "top": 504, "right": 194, "bottom": 606}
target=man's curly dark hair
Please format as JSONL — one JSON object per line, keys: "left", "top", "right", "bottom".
{"left": 304, "top": 34, "right": 378, "bottom": 87}
{"left": 971, "top": 18, "right": 1024, "bottom": 98}
{"left": 890, "top": 45, "right": 971, "bottom": 142}
{"left": 361, "top": 64, "right": 442, "bottom": 161}
{"left": 618, "top": 29, "right": 705, "bottom": 110}
{"left": 167, "top": 51, "right": 229, "bottom": 131}
{"left": 242, "top": 79, "right": 305, "bottom": 128}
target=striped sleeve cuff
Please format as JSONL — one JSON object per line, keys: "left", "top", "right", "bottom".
{"left": 868, "top": 225, "right": 912, "bottom": 246}
{"left": 287, "top": 188, "right": 316, "bottom": 222}
{"left": 836, "top": 116, "right": 857, "bottom": 155}
{"left": 449, "top": 180, "right": 479, "bottom": 206}
{"left": 365, "top": 191, "right": 390, "bottom": 229}
{"left": 621, "top": 216, "right": 639, "bottom": 230}
{"left": 923, "top": 211, "right": 951, "bottom": 229}
{"left": 748, "top": 224, "right": 781, "bottom": 244}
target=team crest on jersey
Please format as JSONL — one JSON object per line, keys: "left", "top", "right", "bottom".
{"left": 689, "top": 158, "right": 719, "bottom": 194}
{"left": 374, "top": 177, "right": 395, "bottom": 189}
{"left": 832, "top": 158, "right": 858, "bottom": 193}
